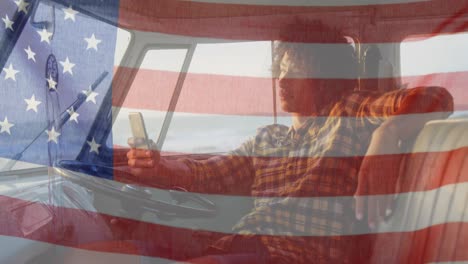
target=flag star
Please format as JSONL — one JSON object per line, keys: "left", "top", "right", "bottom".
{"left": 84, "top": 34, "right": 101, "bottom": 51}
{"left": 82, "top": 88, "right": 99, "bottom": 104}
{"left": 24, "top": 94, "right": 41, "bottom": 112}
{"left": 59, "top": 57, "right": 75, "bottom": 75}
{"left": 87, "top": 138, "right": 101, "bottom": 154}
{"left": 63, "top": 6, "right": 78, "bottom": 22}
{"left": 3, "top": 63, "right": 19, "bottom": 81}
{"left": 14, "top": 0, "right": 30, "bottom": 14}
{"left": 0, "top": 117, "right": 14, "bottom": 135}
{"left": 2, "top": 15, "right": 14, "bottom": 31}
{"left": 24, "top": 46, "right": 36, "bottom": 62}
{"left": 46, "top": 74, "right": 57, "bottom": 90}
{"left": 37, "top": 28, "right": 53, "bottom": 44}
{"left": 67, "top": 107, "right": 79, "bottom": 123}
{"left": 45, "top": 127, "right": 60, "bottom": 143}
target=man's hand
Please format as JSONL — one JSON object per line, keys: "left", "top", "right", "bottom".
{"left": 126, "top": 137, "right": 167, "bottom": 185}
{"left": 354, "top": 123, "right": 403, "bottom": 230}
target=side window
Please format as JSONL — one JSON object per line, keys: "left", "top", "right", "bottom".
{"left": 400, "top": 33, "right": 468, "bottom": 117}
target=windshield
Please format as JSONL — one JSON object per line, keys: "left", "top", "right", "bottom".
{"left": 111, "top": 41, "right": 291, "bottom": 154}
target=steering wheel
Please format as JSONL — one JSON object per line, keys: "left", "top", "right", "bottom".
{"left": 55, "top": 160, "right": 217, "bottom": 220}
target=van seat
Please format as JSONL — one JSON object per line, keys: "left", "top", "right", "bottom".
{"left": 370, "top": 118, "right": 468, "bottom": 263}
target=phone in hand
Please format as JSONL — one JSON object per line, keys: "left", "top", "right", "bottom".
{"left": 129, "top": 112, "right": 150, "bottom": 149}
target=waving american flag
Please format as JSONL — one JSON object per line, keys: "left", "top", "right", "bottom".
{"left": 0, "top": 0, "right": 467, "bottom": 263}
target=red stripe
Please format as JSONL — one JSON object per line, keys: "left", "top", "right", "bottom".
{"left": 113, "top": 146, "right": 468, "bottom": 196}
{"left": 112, "top": 67, "right": 467, "bottom": 115}
{"left": 0, "top": 194, "right": 466, "bottom": 263}
{"left": 117, "top": 0, "right": 468, "bottom": 43}
{"left": 402, "top": 72, "right": 468, "bottom": 110}
{"left": 113, "top": 67, "right": 276, "bottom": 116}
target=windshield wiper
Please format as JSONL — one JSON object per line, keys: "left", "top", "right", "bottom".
{"left": 1, "top": 72, "right": 108, "bottom": 172}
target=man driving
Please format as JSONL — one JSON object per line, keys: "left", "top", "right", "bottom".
{"left": 126, "top": 20, "right": 453, "bottom": 263}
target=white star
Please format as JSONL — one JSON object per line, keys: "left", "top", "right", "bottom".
{"left": 14, "top": 0, "right": 30, "bottom": 14}
{"left": 66, "top": 107, "right": 79, "bottom": 123}
{"left": 87, "top": 138, "right": 101, "bottom": 154}
{"left": 46, "top": 127, "right": 60, "bottom": 144}
{"left": 84, "top": 34, "right": 101, "bottom": 51}
{"left": 3, "top": 63, "right": 19, "bottom": 81}
{"left": 63, "top": 6, "right": 78, "bottom": 22}
{"left": 37, "top": 28, "right": 52, "bottom": 44}
{"left": 2, "top": 15, "right": 14, "bottom": 31}
{"left": 82, "top": 88, "right": 99, "bottom": 104}
{"left": 46, "top": 74, "right": 57, "bottom": 90}
{"left": 24, "top": 94, "right": 42, "bottom": 112}
{"left": 59, "top": 57, "right": 75, "bottom": 75}
{"left": 0, "top": 117, "right": 14, "bottom": 135}
{"left": 24, "top": 46, "right": 36, "bottom": 62}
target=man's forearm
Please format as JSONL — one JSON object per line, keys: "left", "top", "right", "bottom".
{"left": 391, "top": 86, "right": 453, "bottom": 139}
{"left": 158, "top": 157, "right": 193, "bottom": 187}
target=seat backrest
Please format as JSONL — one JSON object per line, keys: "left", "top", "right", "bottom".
{"left": 370, "top": 118, "right": 468, "bottom": 263}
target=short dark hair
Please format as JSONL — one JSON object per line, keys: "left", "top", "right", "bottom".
{"left": 272, "top": 19, "right": 358, "bottom": 92}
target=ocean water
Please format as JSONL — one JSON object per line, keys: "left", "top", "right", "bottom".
{"left": 112, "top": 109, "right": 292, "bottom": 154}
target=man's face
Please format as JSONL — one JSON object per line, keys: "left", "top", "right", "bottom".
{"left": 277, "top": 51, "right": 319, "bottom": 115}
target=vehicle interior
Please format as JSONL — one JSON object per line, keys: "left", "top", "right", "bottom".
{"left": 0, "top": 0, "right": 466, "bottom": 263}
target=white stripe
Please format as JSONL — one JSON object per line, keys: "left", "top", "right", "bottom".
{"left": 113, "top": 107, "right": 465, "bottom": 155}
{"left": 1, "top": 167, "right": 466, "bottom": 237}
{"left": 69, "top": 170, "right": 468, "bottom": 236}
{"left": 0, "top": 235, "right": 172, "bottom": 264}
{"left": 184, "top": 0, "right": 428, "bottom": 7}
{"left": 114, "top": 29, "right": 468, "bottom": 78}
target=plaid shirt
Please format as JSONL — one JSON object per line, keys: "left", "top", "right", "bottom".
{"left": 174, "top": 86, "right": 453, "bottom": 263}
